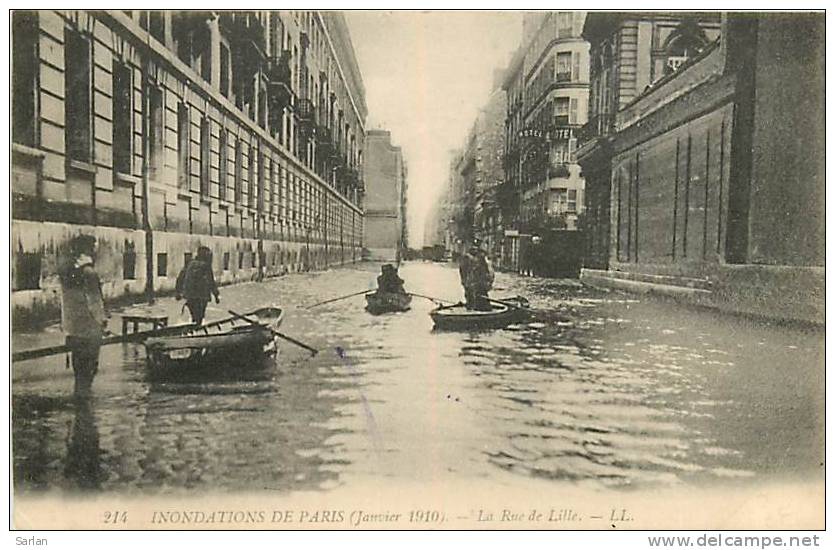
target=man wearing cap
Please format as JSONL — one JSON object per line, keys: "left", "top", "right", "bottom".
{"left": 458, "top": 238, "right": 494, "bottom": 311}
{"left": 59, "top": 235, "right": 107, "bottom": 397}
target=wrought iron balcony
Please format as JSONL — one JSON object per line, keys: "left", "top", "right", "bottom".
{"left": 221, "top": 12, "right": 267, "bottom": 77}
{"left": 316, "top": 123, "right": 333, "bottom": 147}
{"left": 267, "top": 50, "right": 292, "bottom": 109}
{"left": 548, "top": 163, "right": 571, "bottom": 179}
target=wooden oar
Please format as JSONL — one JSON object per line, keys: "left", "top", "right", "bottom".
{"left": 407, "top": 292, "right": 456, "bottom": 305}
{"left": 228, "top": 310, "right": 319, "bottom": 356}
{"left": 485, "top": 296, "right": 529, "bottom": 310}
{"left": 305, "top": 289, "right": 373, "bottom": 309}
{"left": 11, "top": 323, "right": 185, "bottom": 363}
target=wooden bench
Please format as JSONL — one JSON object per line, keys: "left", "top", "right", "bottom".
{"left": 121, "top": 314, "right": 168, "bottom": 335}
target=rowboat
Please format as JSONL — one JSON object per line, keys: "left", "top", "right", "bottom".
{"left": 365, "top": 291, "right": 412, "bottom": 314}
{"left": 430, "top": 297, "right": 529, "bottom": 331}
{"left": 143, "top": 307, "right": 284, "bottom": 378}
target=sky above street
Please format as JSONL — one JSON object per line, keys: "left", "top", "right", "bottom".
{"left": 344, "top": 11, "right": 523, "bottom": 247}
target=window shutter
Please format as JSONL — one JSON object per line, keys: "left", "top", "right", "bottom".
{"left": 570, "top": 98, "right": 578, "bottom": 125}
{"left": 568, "top": 138, "right": 577, "bottom": 163}
{"left": 573, "top": 52, "right": 581, "bottom": 81}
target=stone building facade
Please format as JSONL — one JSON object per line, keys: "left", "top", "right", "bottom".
{"left": 11, "top": 10, "right": 368, "bottom": 325}
{"left": 362, "top": 130, "right": 407, "bottom": 262}
{"left": 500, "top": 11, "right": 590, "bottom": 272}
{"left": 577, "top": 12, "right": 824, "bottom": 324}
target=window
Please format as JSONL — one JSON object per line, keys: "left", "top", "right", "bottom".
{"left": 184, "top": 252, "right": 192, "bottom": 266}
{"left": 567, "top": 189, "right": 578, "bottom": 212}
{"left": 148, "top": 85, "right": 164, "bottom": 177}
{"left": 556, "top": 52, "right": 572, "bottom": 82}
{"left": 220, "top": 44, "right": 230, "bottom": 98}
{"left": 112, "top": 60, "right": 133, "bottom": 174}
{"left": 123, "top": 247, "right": 136, "bottom": 279}
{"left": 257, "top": 150, "right": 266, "bottom": 213}
{"left": 12, "top": 11, "right": 38, "bottom": 147}
{"left": 219, "top": 129, "right": 228, "bottom": 200}
{"left": 149, "top": 11, "right": 165, "bottom": 43}
{"left": 554, "top": 97, "right": 570, "bottom": 127}
{"left": 238, "top": 250, "right": 244, "bottom": 269}
{"left": 200, "top": 116, "right": 210, "bottom": 197}
{"left": 552, "top": 188, "right": 568, "bottom": 214}
{"left": 258, "top": 83, "right": 267, "bottom": 129}
{"left": 664, "top": 24, "right": 708, "bottom": 76}
{"left": 65, "top": 27, "right": 92, "bottom": 163}
{"left": 223, "top": 251, "right": 230, "bottom": 270}
{"left": 248, "top": 143, "right": 257, "bottom": 209}
{"left": 234, "top": 137, "right": 243, "bottom": 203}
{"left": 14, "top": 252, "right": 41, "bottom": 290}
{"left": 177, "top": 102, "right": 190, "bottom": 189}
{"left": 157, "top": 253, "right": 168, "bottom": 276}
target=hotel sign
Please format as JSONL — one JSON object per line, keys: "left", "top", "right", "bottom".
{"left": 518, "top": 127, "right": 575, "bottom": 141}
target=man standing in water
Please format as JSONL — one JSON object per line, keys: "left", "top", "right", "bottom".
{"left": 459, "top": 238, "right": 494, "bottom": 311}
{"left": 59, "top": 235, "right": 107, "bottom": 397}
{"left": 176, "top": 245, "right": 220, "bottom": 325}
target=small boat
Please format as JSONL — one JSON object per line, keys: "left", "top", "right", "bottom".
{"left": 430, "top": 296, "right": 529, "bottom": 331}
{"left": 365, "top": 291, "right": 412, "bottom": 314}
{"left": 143, "top": 307, "right": 284, "bottom": 378}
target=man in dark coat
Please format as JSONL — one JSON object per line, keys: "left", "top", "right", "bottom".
{"left": 376, "top": 264, "right": 406, "bottom": 294}
{"left": 59, "top": 234, "right": 107, "bottom": 397}
{"left": 176, "top": 246, "right": 220, "bottom": 325}
{"left": 459, "top": 239, "right": 494, "bottom": 311}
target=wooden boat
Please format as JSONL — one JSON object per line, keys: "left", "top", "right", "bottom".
{"left": 365, "top": 291, "right": 412, "bottom": 314}
{"left": 143, "top": 307, "right": 284, "bottom": 378}
{"left": 430, "top": 297, "right": 529, "bottom": 331}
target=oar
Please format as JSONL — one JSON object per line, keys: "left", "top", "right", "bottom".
{"left": 407, "top": 292, "right": 456, "bottom": 305}
{"left": 228, "top": 310, "right": 319, "bottom": 356}
{"left": 305, "top": 289, "right": 373, "bottom": 309}
{"left": 485, "top": 296, "right": 528, "bottom": 310}
{"left": 11, "top": 323, "right": 186, "bottom": 363}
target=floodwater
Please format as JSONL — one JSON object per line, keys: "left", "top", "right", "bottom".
{"left": 12, "top": 262, "right": 824, "bottom": 496}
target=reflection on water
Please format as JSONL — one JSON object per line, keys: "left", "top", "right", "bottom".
{"left": 12, "top": 262, "right": 824, "bottom": 495}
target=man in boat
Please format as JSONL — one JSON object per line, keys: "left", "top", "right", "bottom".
{"left": 176, "top": 246, "right": 220, "bottom": 325}
{"left": 459, "top": 238, "right": 494, "bottom": 311}
{"left": 59, "top": 234, "right": 107, "bottom": 397}
{"left": 376, "top": 264, "right": 406, "bottom": 295}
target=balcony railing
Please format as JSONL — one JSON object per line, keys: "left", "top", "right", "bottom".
{"left": 267, "top": 50, "right": 292, "bottom": 109}
{"left": 548, "top": 163, "right": 571, "bottom": 179}
{"left": 577, "top": 113, "right": 614, "bottom": 147}
{"left": 222, "top": 12, "right": 266, "bottom": 59}
{"left": 315, "top": 123, "right": 333, "bottom": 146}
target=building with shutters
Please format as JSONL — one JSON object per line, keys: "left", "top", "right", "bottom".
{"left": 499, "top": 11, "right": 590, "bottom": 272}
{"left": 11, "top": 10, "right": 368, "bottom": 325}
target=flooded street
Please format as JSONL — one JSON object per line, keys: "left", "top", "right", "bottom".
{"left": 12, "top": 262, "right": 824, "bottom": 496}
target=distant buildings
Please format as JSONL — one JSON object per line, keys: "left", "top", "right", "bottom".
{"left": 577, "top": 12, "right": 824, "bottom": 324}
{"left": 363, "top": 129, "right": 408, "bottom": 261}
{"left": 12, "top": 10, "right": 368, "bottom": 325}
{"left": 431, "top": 77, "right": 506, "bottom": 262}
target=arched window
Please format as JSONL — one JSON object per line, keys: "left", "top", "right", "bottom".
{"left": 663, "top": 21, "right": 709, "bottom": 75}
